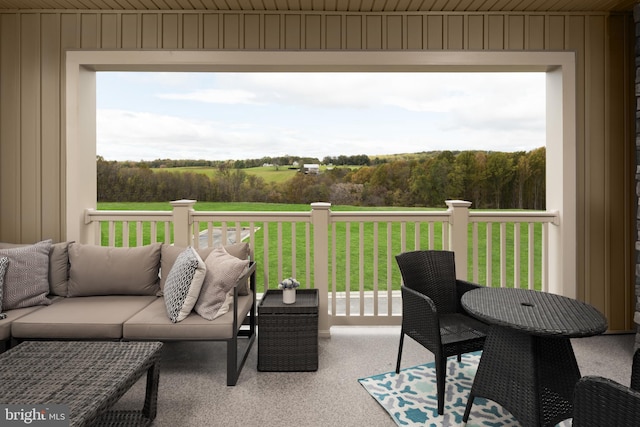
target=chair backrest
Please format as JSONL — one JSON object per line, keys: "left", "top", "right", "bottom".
{"left": 632, "top": 348, "right": 640, "bottom": 391}
{"left": 572, "top": 376, "right": 640, "bottom": 427}
{"left": 395, "top": 250, "right": 458, "bottom": 314}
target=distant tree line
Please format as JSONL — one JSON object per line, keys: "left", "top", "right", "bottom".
{"left": 97, "top": 147, "right": 545, "bottom": 209}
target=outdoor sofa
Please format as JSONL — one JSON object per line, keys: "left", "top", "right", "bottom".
{"left": 0, "top": 239, "right": 256, "bottom": 386}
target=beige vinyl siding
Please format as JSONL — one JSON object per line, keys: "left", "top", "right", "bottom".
{"left": 0, "top": 10, "right": 634, "bottom": 331}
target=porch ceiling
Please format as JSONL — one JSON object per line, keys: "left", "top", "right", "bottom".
{"left": 0, "top": 0, "right": 635, "bottom": 13}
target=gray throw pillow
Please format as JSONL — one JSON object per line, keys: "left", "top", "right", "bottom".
{"left": 0, "top": 240, "right": 53, "bottom": 310}
{"left": 0, "top": 256, "right": 8, "bottom": 316}
{"left": 194, "top": 246, "right": 250, "bottom": 321}
{"left": 164, "top": 247, "right": 206, "bottom": 323}
{"left": 67, "top": 242, "right": 161, "bottom": 297}
{"left": 0, "top": 241, "right": 72, "bottom": 296}
{"left": 159, "top": 245, "right": 214, "bottom": 293}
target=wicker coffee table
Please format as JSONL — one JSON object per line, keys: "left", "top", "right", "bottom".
{"left": 461, "top": 287, "right": 607, "bottom": 427}
{"left": 0, "top": 341, "right": 162, "bottom": 427}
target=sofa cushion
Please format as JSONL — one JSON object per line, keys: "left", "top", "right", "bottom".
{"left": 123, "top": 293, "right": 254, "bottom": 340}
{"left": 48, "top": 242, "right": 71, "bottom": 296}
{"left": 195, "top": 247, "right": 250, "bottom": 321}
{"left": 160, "top": 242, "right": 250, "bottom": 294}
{"left": 0, "top": 240, "right": 52, "bottom": 310}
{"left": 164, "top": 247, "right": 206, "bottom": 323}
{"left": 0, "top": 241, "right": 71, "bottom": 296}
{"left": 11, "top": 296, "right": 157, "bottom": 340}
{"left": 67, "top": 243, "right": 161, "bottom": 297}
{"left": 0, "top": 304, "right": 51, "bottom": 342}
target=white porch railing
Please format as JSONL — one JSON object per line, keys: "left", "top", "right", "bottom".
{"left": 84, "top": 200, "right": 559, "bottom": 337}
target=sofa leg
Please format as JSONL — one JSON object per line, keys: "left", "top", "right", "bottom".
{"left": 227, "top": 329, "right": 256, "bottom": 386}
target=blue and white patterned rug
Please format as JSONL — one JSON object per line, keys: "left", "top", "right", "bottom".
{"left": 359, "top": 352, "right": 571, "bottom": 427}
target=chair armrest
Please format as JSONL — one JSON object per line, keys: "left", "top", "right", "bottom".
{"left": 456, "top": 279, "right": 484, "bottom": 313}
{"left": 400, "top": 285, "right": 442, "bottom": 350}
{"left": 573, "top": 375, "right": 640, "bottom": 426}
{"left": 456, "top": 279, "right": 484, "bottom": 295}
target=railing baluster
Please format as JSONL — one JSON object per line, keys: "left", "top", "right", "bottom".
{"left": 122, "top": 221, "right": 129, "bottom": 247}
{"left": 387, "top": 222, "right": 393, "bottom": 316}
{"left": 291, "top": 222, "right": 297, "bottom": 280}
{"left": 429, "top": 222, "right": 435, "bottom": 249}
{"left": 472, "top": 222, "right": 479, "bottom": 283}
{"left": 529, "top": 223, "right": 535, "bottom": 290}
{"left": 500, "top": 222, "right": 506, "bottom": 288}
{"left": 359, "top": 222, "right": 365, "bottom": 316}
{"left": 514, "top": 223, "right": 521, "bottom": 289}
{"left": 373, "top": 222, "right": 379, "bottom": 316}
{"left": 331, "top": 222, "right": 337, "bottom": 316}
{"left": 305, "top": 223, "right": 311, "bottom": 290}
{"left": 486, "top": 223, "right": 493, "bottom": 287}
{"left": 345, "top": 222, "right": 351, "bottom": 317}
{"left": 263, "top": 222, "right": 269, "bottom": 293}
{"left": 542, "top": 222, "right": 549, "bottom": 292}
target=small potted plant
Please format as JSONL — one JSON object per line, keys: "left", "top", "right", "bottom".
{"left": 278, "top": 277, "right": 300, "bottom": 304}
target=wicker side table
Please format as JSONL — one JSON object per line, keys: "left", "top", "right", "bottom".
{"left": 257, "top": 289, "right": 319, "bottom": 372}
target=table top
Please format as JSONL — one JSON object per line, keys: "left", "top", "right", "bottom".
{"left": 461, "top": 287, "right": 607, "bottom": 337}
{"left": 259, "top": 289, "right": 319, "bottom": 314}
{"left": 0, "top": 341, "right": 163, "bottom": 427}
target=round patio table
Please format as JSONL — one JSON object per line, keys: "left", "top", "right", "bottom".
{"left": 461, "top": 287, "right": 607, "bottom": 427}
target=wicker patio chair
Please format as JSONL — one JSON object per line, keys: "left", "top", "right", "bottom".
{"left": 572, "top": 348, "right": 640, "bottom": 426}
{"left": 395, "top": 250, "right": 488, "bottom": 415}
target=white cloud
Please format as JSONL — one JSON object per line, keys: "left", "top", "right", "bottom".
{"left": 97, "top": 72, "right": 546, "bottom": 161}
{"left": 158, "top": 89, "right": 263, "bottom": 105}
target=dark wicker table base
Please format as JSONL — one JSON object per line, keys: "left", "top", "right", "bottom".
{"left": 0, "top": 341, "right": 162, "bottom": 427}
{"left": 258, "top": 289, "right": 319, "bottom": 372}
{"left": 463, "top": 326, "right": 580, "bottom": 427}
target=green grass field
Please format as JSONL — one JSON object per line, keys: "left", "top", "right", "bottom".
{"left": 97, "top": 202, "right": 544, "bottom": 291}
{"left": 151, "top": 165, "right": 300, "bottom": 184}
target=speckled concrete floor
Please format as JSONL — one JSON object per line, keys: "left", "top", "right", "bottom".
{"left": 112, "top": 327, "right": 635, "bottom": 427}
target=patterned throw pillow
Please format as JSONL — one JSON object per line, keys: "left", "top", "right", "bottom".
{"left": 164, "top": 247, "right": 206, "bottom": 323}
{"left": 0, "top": 256, "right": 8, "bottom": 319}
{"left": 0, "top": 240, "right": 52, "bottom": 310}
{"left": 194, "top": 246, "right": 250, "bottom": 321}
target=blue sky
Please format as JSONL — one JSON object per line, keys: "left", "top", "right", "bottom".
{"left": 96, "top": 72, "right": 546, "bottom": 162}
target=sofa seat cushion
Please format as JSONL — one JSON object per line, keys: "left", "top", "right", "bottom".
{"left": 11, "top": 296, "right": 157, "bottom": 340}
{"left": 0, "top": 305, "right": 51, "bottom": 341}
{"left": 123, "top": 292, "right": 254, "bottom": 341}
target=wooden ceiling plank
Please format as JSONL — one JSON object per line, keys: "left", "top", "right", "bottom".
{"left": 251, "top": 0, "right": 266, "bottom": 11}
{"left": 459, "top": 0, "right": 479, "bottom": 11}
{"left": 441, "top": 0, "right": 462, "bottom": 11}
{"left": 405, "top": 0, "right": 425, "bottom": 11}
{"left": 260, "top": 0, "right": 276, "bottom": 10}
{"left": 487, "top": 0, "right": 516, "bottom": 12}
{"left": 297, "top": 0, "right": 313, "bottom": 10}
{"left": 211, "top": 0, "right": 231, "bottom": 10}
{"left": 394, "top": 0, "right": 413, "bottom": 12}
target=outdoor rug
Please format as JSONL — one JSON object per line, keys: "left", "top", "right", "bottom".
{"left": 358, "top": 352, "right": 571, "bottom": 427}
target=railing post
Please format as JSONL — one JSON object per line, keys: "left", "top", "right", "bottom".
{"left": 171, "top": 199, "right": 196, "bottom": 247}
{"left": 311, "top": 202, "right": 331, "bottom": 338}
{"left": 446, "top": 200, "right": 472, "bottom": 280}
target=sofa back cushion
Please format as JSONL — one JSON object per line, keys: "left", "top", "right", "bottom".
{"left": 0, "top": 240, "right": 53, "bottom": 309}
{"left": 0, "top": 241, "right": 71, "bottom": 296}
{"left": 67, "top": 242, "right": 161, "bottom": 297}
